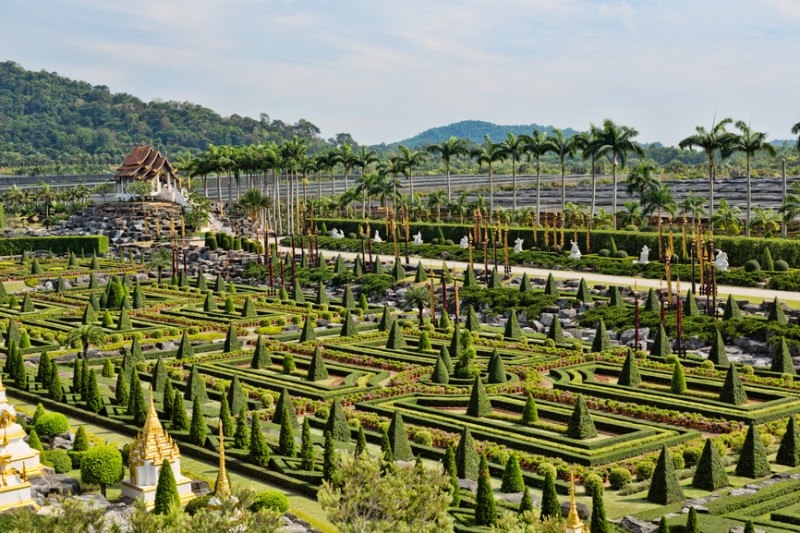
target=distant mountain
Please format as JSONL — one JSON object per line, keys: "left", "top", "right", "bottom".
{"left": 386, "top": 120, "right": 581, "bottom": 148}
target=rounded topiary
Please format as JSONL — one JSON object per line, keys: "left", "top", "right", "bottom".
{"left": 635, "top": 461, "right": 655, "bottom": 481}
{"left": 35, "top": 412, "right": 69, "bottom": 438}
{"left": 583, "top": 473, "right": 604, "bottom": 497}
{"left": 608, "top": 467, "right": 632, "bottom": 489}
{"left": 185, "top": 495, "right": 212, "bottom": 515}
{"left": 43, "top": 450, "right": 72, "bottom": 473}
{"left": 613, "top": 250, "right": 628, "bottom": 259}
{"left": 250, "top": 490, "right": 289, "bottom": 513}
{"left": 743, "top": 259, "right": 760, "bottom": 272}
{"left": 597, "top": 248, "right": 610, "bottom": 257}
{"left": 774, "top": 259, "right": 790, "bottom": 272}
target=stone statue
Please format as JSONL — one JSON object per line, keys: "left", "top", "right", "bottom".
{"left": 459, "top": 236, "right": 469, "bottom": 249}
{"left": 514, "top": 237, "right": 524, "bottom": 254}
{"left": 568, "top": 240, "right": 581, "bottom": 259}
{"left": 714, "top": 249, "right": 729, "bottom": 272}
{"left": 330, "top": 228, "right": 344, "bottom": 239}
{"left": 637, "top": 245, "right": 650, "bottom": 265}
{"left": 412, "top": 232, "right": 424, "bottom": 246}
{"left": 373, "top": 230, "right": 382, "bottom": 243}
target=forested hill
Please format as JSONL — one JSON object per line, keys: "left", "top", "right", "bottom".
{"left": 0, "top": 61, "right": 323, "bottom": 167}
{"left": 388, "top": 120, "right": 580, "bottom": 148}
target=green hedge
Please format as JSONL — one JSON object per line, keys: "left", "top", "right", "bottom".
{"left": 0, "top": 235, "right": 109, "bottom": 255}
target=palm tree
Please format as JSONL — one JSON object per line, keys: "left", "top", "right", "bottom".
{"left": 35, "top": 181, "right": 58, "bottom": 220}
{"left": 592, "top": 208, "right": 615, "bottom": 230}
{"left": 618, "top": 201, "right": 643, "bottom": 229}
{"left": 471, "top": 137, "right": 508, "bottom": 221}
{"left": 593, "top": 119, "right": 643, "bottom": 229}
{"left": 680, "top": 192, "right": 706, "bottom": 227}
{"left": 792, "top": 120, "right": 800, "bottom": 150}
{"left": 148, "top": 247, "right": 172, "bottom": 283}
{"left": 545, "top": 129, "right": 579, "bottom": 214}
{"left": 426, "top": 137, "right": 469, "bottom": 202}
{"left": 404, "top": 285, "right": 430, "bottom": 325}
{"left": 574, "top": 125, "right": 601, "bottom": 216}
{"left": 625, "top": 161, "right": 660, "bottom": 203}
{"left": 780, "top": 182, "right": 800, "bottom": 229}
{"left": 500, "top": 132, "right": 527, "bottom": 212}
{"left": 678, "top": 118, "right": 736, "bottom": 231}
{"left": 396, "top": 145, "right": 427, "bottom": 201}
{"left": 731, "top": 121, "right": 777, "bottom": 236}
{"left": 642, "top": 183, "right": 677, "bottom": 224}
{"left": 64, "top": 324, "right": 106, "bottom": 361}
{"left": 425, "top": 190, "right": 448, "bottom": 221}
{"left": 353, "top": 146, "right": 379, "bottom": 197}
{"left": 281, "top": 136, "right": 309, "bottom": 234}
{"left": 712, "top": 199, "right": 742, "bottom": 235}
{"left": 447, "top": 191, "right": 471, "bottom": 223}
{"left": 333, "top": 143, "right": 357, "bottom": 194}
{"left": 355, "top": 172, "right": 379, "bottom": 219}
{"left": 749, "top": 207, "right": 781, "bottom": 236}
{"left": 523, "top": 130, "right": 557, "bottom": 226}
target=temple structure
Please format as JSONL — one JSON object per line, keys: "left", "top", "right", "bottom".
{"left": 0, "top": 374, "right": 40, "bottom": 512}
{"left": 121, "top": 389, "right": 194, "bottom": 508}
{"left": 115, "top": 146, "right": 180, "bottom": 198}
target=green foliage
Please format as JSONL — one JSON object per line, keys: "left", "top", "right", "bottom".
{"left": 619, "top": 349, "right": 642, "bottom": 387}
{"left": 657, "top": 516, "right": 669, "bottom": 533}
{"left": 80, "top": 445, "right": 123, "bottom": 493}
{"left": 591, "top": 487, "right": 610, "bottom": 533}
{"left": 439, "top": 345, "right": 453, "bottom": 373}
{"left": 227, "top": 375, "right": 247, "bottom": 414}
{"left": 36, "top": 351, "right": 52, "bottom": 386}
{"left": 171, "top": 393, "right": 189, "bottom": 431}
{"left": 153, "top": 461, "right": 180, "bottom": 515}
{"left": 342, "top": 284, "right": 356, "bottom": 309}
{"left": 708, "top": 328, "right": 730, "bottom": 367}
{"left": 487, "top": 348, "right": 507, "bottom": 384}
{"left": 35, "top": 411, "right": 68, "bottom": 438}
{"left": 385, "top": 319, "right": 407, "bottom": 350}
{"left": 670, "top": 361, "right": 687, "bottom": 394}
{"left": 233, "top": 407, "right": 250, "bottom": 449}
{"left": 114, "top": 370, "right": 128, "bottom": 407}
{"left": 300, "top": 418, "right": 315, "bottom": 471}
{"left": 719, "top": 364, "right": 747, "bottom": 405}
{"left": 417, "top": 330, "right": 432, "bottom": 352}
{"left": 162, "top": 379, "right": 174, "bottom": 420}
{"left": 566, "top": 394, "right": 597, "bottom": 439}
{"left": 503, "top": 309, "right": 521, "bottom": 339}
{"left": 250, "top": 490, "right": 289, "bottom": 513}
{"left": 519, "top": 272, "right": 532, "bottom": 292}
{"left": 189, "top": 396, "right": 207, "bottom": 446}
{"left": 769, "top": 297, "right": 789, "bottom": 325}
{"left": 685, "top": 506, "right": 699, "bottom": 533}
{"left": 608, "top": 286, "right": 624, "bottom": 307}
{"left": 27, "top": 428, "right": 44, "bottom": 452}
{"left": 430, "top": 352, "right": 449, "bottom": 384}
{"left": 272, "top": 388, "right": 298, "bottom": 429}
{"left": 723, "top": 293, "right": 742, "bottom": 320}
{"left": 251, "top": 335, "right": 270, "bottom": 369}
{"left": 500, "top": 453, "right": 524, "bottom": 493}
{"left": 692, "top": 438, "right": 729, "bottom": 490}
{"left": 85, "top": 369, "right": 103, "bottom": 413}
{"left": 683, "top": 290, "right": 699, "bottom": 317}
{"left": 609, "top": 467, "right": 632, "bottom": 489}
{"left": 151, "top": 356, "right": 168, "bottom": 396}
{"left": 378, "top": 305, "right": 393, "bottom": 332}
{"left": 456, "top": 426, "right": 479, "bottom": 481}
{"left": 735, "top": 422, "right": 771, "bottom": 478}
{"left": 466, "top": 375, "right": 492, "bottom": 418}
{"left": 282, "top": 352, "right": 296, "bottom": 374}
{"left": 355, "top": 426, "right": 367, "bottom": 458}
{"left": 540, "top": 469, "right": 561, "bottom": 520}
{"left": 771, "top": 337, "right": 796, "bottom": 374}
{"left": 543, "top": 273, "right": 558, "bottom": 297}
{"left": 48, "top": 360, "right": 63, "bottom": 401}
{"left": 443, "top": 444, "right": 460, "bottom": 506}
{"left": 546, "top": 316, "right": 564, "bottom": 344}
{"left": 591, "top": 319, "right": 611, "bottom": 352}
{"left": 203, "top": 291, "right": 218, "bottom": 312}
{"left": 218, "top": 393, "right": 234, "bottom": 439}
{"left": 185, "top": 365, "right": 208, "bottom": 403}
{"left": 249, "top": 416, "right": 270, "bottom": 467}
{"left": 42, "top": 450, "right": 72, "bottom": 473}
{"left": 576, "top": 278, "right": 592, "bottom": 302}
{"left": 644, "top": 288, "right": 660, "bottom": 313}
{"left": 340, "top": 310, "right": 358, "bottom": 337}
{"left": 325, "top": 398, "right": 351, "bottom": 443}
{"left": 101, "top": 358, "right": 114, "bottom": 378}
{"left": 762, "top": 247, "right": 775, "bottom": 271}
{"left": 651, "top": 324, "right": 672, "bottom": 358}
{"left": 278, "top": 402, "right": 296, "bottom": 457}
{"left": 387, "top": 411, "right": 414, "bottom": 462}
{"left": 777, "top": 416, "right": 800, "bottom": 467}
{"left": 475, "top": 454, "right": 497, "bottom": 526}
{"left": 647, "top": 446, "right": 684, "bottom": 504}
{"left": 307, "top": 346, "right": 329, "bottom": 381}
{"left": 521, "top": 393, "right": 538, "bottom": 425}
{"left": 322, "top": 430, "right": 338, "bottom": 483}
{"left": 223, "top": 323, "right": 242, "bottom": 352}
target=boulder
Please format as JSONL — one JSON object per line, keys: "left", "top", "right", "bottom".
{"left": 29, "top": 474, "right": 81, "bottom": 501}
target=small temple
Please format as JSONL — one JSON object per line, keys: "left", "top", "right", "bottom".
{"left": 114, "top": 146, "right": 181, "bottom": 199}
{"left": 121, "top": 388, "right": 193, "bottom": 508}
{"left": 0, "top": 374, "right": 40, "bottom": 512}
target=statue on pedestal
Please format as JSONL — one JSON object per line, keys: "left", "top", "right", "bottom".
{"left": 568, "top": 240, "right": 581, "bottom": 259}
{"left": 513, "top": 237, "right": 524, "bottom": 254}
{"left": 412, "top": 232, "right": 424, "bottom": 246}
{"left": 373, "top": 230, "right": 382, "bottom": 243}
{"left": 714, "top": 249, "right": 729, "bottom": 271}
{"left": 459, "top": 236, "right": 469, "bottom": 249}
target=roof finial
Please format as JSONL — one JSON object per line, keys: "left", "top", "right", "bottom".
{"left": 142, "top": 385, "right": 163, "bottom": 435}
{"left": 214, "top": 423, "right": 231, "bottom": 499}
{"left": 564, "top": 471, "right": 584, "bottom": 532}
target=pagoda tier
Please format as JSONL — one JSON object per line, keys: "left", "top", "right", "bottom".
{"left": 0, "top": 375, "right": 39, "bottom": 511}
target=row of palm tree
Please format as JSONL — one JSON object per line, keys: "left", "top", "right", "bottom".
{"left": 1, "top": 181, "right": 112, "bottom": 227}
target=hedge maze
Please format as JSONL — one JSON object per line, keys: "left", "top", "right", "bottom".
{"left": 3, "top": 244, "right": 800, "bottom": 530}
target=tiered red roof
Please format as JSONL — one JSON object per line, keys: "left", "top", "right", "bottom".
{"left": 115, "top": 146, "right": 177, "bottom": 182}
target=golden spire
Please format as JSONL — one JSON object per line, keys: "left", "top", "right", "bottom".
{"left": 21, "top": 462, "right": 27, "bottom": 482}
{"left": 142, "top": 386, "right": 163, "bottom": 436}
{"left": 214, "top": 423, "right": 231, "bottom": 499}
{"left": 565, "top": 471, "right": 584, "bottom": 532}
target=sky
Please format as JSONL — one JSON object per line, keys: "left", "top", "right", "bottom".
{"left": 2, "top": 0, "right": 799, "bottom": 146}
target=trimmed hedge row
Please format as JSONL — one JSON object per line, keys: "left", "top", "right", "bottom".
{"left": 0, "top": 235, "right": 109, "bottom": 255}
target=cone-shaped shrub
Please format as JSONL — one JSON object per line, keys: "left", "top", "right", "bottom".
{"left": 151, "top": 356, "right": 168, "bottom": 396}
{"left": 37, "top": 351, "right": 51, "bottom": 386}
{"left": 48, "top": 361, "right": 63, "bottom": 402}
{"left": 443, "top": 444, "right": 460, "bottom": 506}
{"left": 176, "top": 330, "right": 193, "bottom": 360}
{"left": 315, "top": 281, "right": 328, "bottom": 305}
{"left": 227, "top": 375, "right": 246, "bottom": 414}
{"left": 333, "top": 254, "right": 345, "bottom": 274}
{"left": 544, "top": 273, "right": 558, "bottom": 297}
{"left": 117, "top": 307, "right": 132, "bottom": 331}
{"left": 354, "top": 426, "right": 367, "bottom": 458}
{"left": 644, "top": 288, "right": 660, "bottom": 313}
{"left": 278, "top": 402, "right": 296, "bottom": 457}
{"left": 214, "top": 273, "right": 226, "bottom": 293}
{"left": 31, "top": 258, "right": 43, "bottom": 275}
{"left": 503, "top": 310, "right": 521, "bottom": 339}
{"left": 776, "top": 416, "right": 800, "bottom": 467}
{"left": 172, "top": 393, "right": 189, "bottom": 430}
{"left": 373, "top": 255, "right": 384, "bottom": 275}
{"left": 430, "top": 353, "right": 449, "bottom": 384}
{"left": 771, "top": 337, "right": 796, "bottom": 375}
{"left": 500, "top": 453, "right": 524, "bottom": 493}
{"left": 282, "top": 352, "right": 295, "bottom": 374}
{"left": 385, "top": 319, "right": 407, "bottom": 349}
{"left": 307, "top": 346, "right": 329, "bottom": 381}
{"left": 129, "top": 336, "right": 144, "bottom": 365}
{"left": 102, "top": 358, "right": 114, "bottom": 378}
{"left": 249, "top": 416, "right": 270, "bottom": 467}
{"left": 487, "top": 267, "right": 501, "bottom": 289}
{"left": 657, "top": 516, "right": 669, "bottom": 533}
{"left": 591, "top": 487, "right": 610, "bottom": 533}
{"left": 387, "top": 411, "right": 413, "bottom": 461}
{"left": 576, "top": 278, "right": 592, "bottom": 302}
{"left": 342, "top": 285, "right": 355, "bottom": 309}
{"left": 465, "top": 305, "right": 480, "bottom": 332}
{"left": 619, "top": 349, "right": 641, "bottom": 387}
{"left": 723, "top": 293, "right": 742, "bottom": 320}
{"left": 28, "top": 428, "right": 44, "bottom": 452}
{"left": 162, "top": 380, "right": 174, "bottom": 420}
{"left": 298, "top": 315, "right": 316, "bottom": 342}
{"left": 21, "top": 293, "right": 34, "bottom": 312}
{"left": 85, "top": 369, "right": 103, "bottom": 413}
{"left": 547, "top": 317, "right": 564, "bottom": 344}
{"left": 487, "top": 348, "right": 507, "bottom": 384}
{"left": 686, "top": 506, "right": 699, "bottom": 533}
{"left": 474, "top": 454, "right": 497, "bottom": 526}
{"left": 153, "top": 458, "right": 180, "bottom": 514}
{"left": 189, "top": 396, "right": 207, "bottom": 446}
{"left": 88, "top": 292, "right": 100, "bottom": 311}
{"left": 223, "top": 323, "right": 241, "bottom": 352}
{"left": 651, "top": 324, "right": 671, "bottom": 357}
{"left": 466, "top": 375, "right": 492, "bottom": 417}
{"left": 591, "top": 319, "right": 611, "bottom": 352}
{"left": 567, "top": 394, "right": 597, "bottom": 439}
{"left": 708, "top": 328, "right": 730, "bottom": 367}
{"left": 184, "top": 365, "right": 208, "bottom": 402}
{"left": 292, "top": 280, "right": 305, "bottom": 304}
{"left": 378, "top": 305, "right": 393, "bottom": 332}
{"left": 300, "top": 418, "right": 315, "bottom": 470}
{"left": 196, "top": 274, "right": 208, "bottom": 291}
{"left": 224, "top": 295, "right": 235, "bottom": 313}
{"left": 456, "top": 426, "right": 479, "bottom": 480}
{"left": 233, "top": 407, "right": 249, "bottom": 449}
{"left": 519, "top": 272, "right": 532, "bottom": 292}
{"left": 647, "top": 445, "right": 684, "bottom": 504}
{"left": 683, "top": 290, "right": 699, "bottom": 317}
{"left": 719, "top": 364, "right": 747, "bottom": 405}
{"left": 414, "top": 261, "right": 427, "bottom": 282}
{"left": 325, "top": 398, "right": 350, "bottom": 442}
{"left": 521, "top": 393, "right": 538, "bottom": 425}
{"left": 519, "top": 485, "right": 533, "bottom": 513}
{"left": 392, "top": 256, "right": 405, "bottom": 280}
{"left": 692, "top": 437, "right": 729, "bottom": 490}
{"left": 114, "top": 370, "right": 128, "bottom": 406}
{"left": 417, "top": 330, "right": 432, "bottom": 352}
{"left": 671, "top": 361, "right": 687, "bottom": 394}
{"left": 608, "top": 286, "right": 624, "bottom": 307}
{"left": 129, "top": 372, "right": 147, "bottom": 427}
{"left": 218, "top": 393, "right": 234, "bottom": 438}
{"left": 463, "top": 266, "right": 478, "bottom": 288}
{"left": 439, "top": 345, "right": 453, "bottom": 373}
{"left": 340, "top": 310, "right": 358, "bottom": 337}
{"left": 241, "top": 296, "right": 257, "bottom": 318}
{"left": 132, "top": 281, "right": 145, "bottom": 309}
{"left": 769, "top": 297, "right": 788, "bottom": 325}
{"left": 540, "top": 469, "right": 561, "bottom": 519}
{"left": 735, "top": 422, "right": 771, "bottom": 478}
{"left": 251, "top": 335, "right": 270, "bottom": 369}
{"left": 352, "top": 255, "right": 363, "bottom": 277}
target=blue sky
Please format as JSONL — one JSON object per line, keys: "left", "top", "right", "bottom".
{"left": 3, "top": 0, "right": 799, "bottom": 146}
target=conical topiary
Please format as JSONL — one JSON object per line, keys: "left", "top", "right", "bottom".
{"left": 500, "top": 453, "right": 524, "bottom": 493}
{"left": 719, "top": 364, "right": 747, "bottom": 405}
{"left": 340, "top": 310, "right": 358, "bottom": 337}
{"left": 378, "top": 305, "right": 393, "bottom": 332}
{"left": 608, "top": 286, "right": 624, "bottom": 307}
{"left": 385, "top": 319, "right": 407, "bottom": 350}
{"left": 474, "top": 453, "right": 497, "bottom": 526}
{"left": 176, "top": 330, "right": 193, "bottom": 359}
{"left": 439, "top": 345, "right": 453, "bottom": 374}
{"left": 488, "top": 267, "right": 502, "bottom": 289}
{"left": 576, "top": 278, "right": 592, "bottom": 302}
{"left": 735, "top": 422, "right": 771, "bottom": 478}
{"left": 487, "top": 349, "right": 507, "bottom": 384}
{"left": 771, "top": 337, "right": 796, "bottom": 375}
{"left": 540, "top": 469, "right": 561, "bottom": 519}
{"left": 519, "top": 272, "right": 532, "bottom": 292}
{"left": 591, "top": 319, "right": 611, "bottom": 352}
{"left": 223, "top": 324, "right": 241, "bottom": 352}
{"left": 650, "top": 324, "right": 671, "bottom": 357}
{"left": 387, "top": 411, "right": 413, "bottom": 461}
{"left": 692, "top": 437, "right": 729, "bottom": 490}
{"left": 686, "top": 506, "right": 700, "bottom": 533}
{"left": 644, "top": 288, "right": 660, "bottom": 313}
{"left": 227, "top": 374, "right": 246, "bottom": 414}
{"left": 543, "top": 273, "right": 558, "bottom": 297}
{"left": 465, "top": 305, "right": 480, "bottom": 332}
{"left": 503, "top": 310, "right": 521, "bottom": 340}
{"left": 762, "top": 247, "right": 775, "bottom": 271}
{"left": 708, "top": 328, "right": 730, "bottom": 367}
{"left": 671, "top": 361, "right": 687, "bottom": 394}
{"left": 241, "top": 296, "right": 257, "bottom": 318}
{"left": 292, "top": 280, "right": 305, "bottom": 304}
{"left": 151, "top": 356, "right": 168, "bottom": 396}
{"left": 546, "top": 316, "right": 564, "bottom": 344}
{"left": 342, "top": 285, "right": 355, "bottom": 310}
{"left": 324, "top": 398, "right": 350, "bottom": 443}
{"left": 414, "top": 261, "right": 427, "bottom": 283}
{"left": 768, "top": 297, "right": 788, "bottom": 325}
{"left": 456, "top": 426, "right": 479, "bottom": 480}
{"left": 431, "top": 352, "right": 449, "bottom": 384}
{"left": 466, "top": 375, "right": 492, "bottom": 417}
{"left": 184, "top": 365, "right": 208, "bottom": 402}
{"left": 619, "top": 349, "right": 641, "bottom": 387}
{"left": 189, "top": 395, "right": 207, "bottom": 446}
{"left": 683, "top": 290, "right": 699, "bottom": 317}
{"left": 153, "top": 453, "right": 181, "bottom": 514}
{"left": 392, "top": 256, "right": 405, "bottom": 281}
{"left": 647, "top": 445, "right": 684, "bottom": 504}
{"left": 566, "top": 394, "right": 597, "bottom": 439}
{"left": 723, "top": 293, "right": 742, "bottom": 320}
{"left": 776, "top": 416, "right": 800, "bottom": 467}
{"left": 591, "top": 486, "right": 610, "bottom": 533}
{"left": 463, "top": 266, "right": 478, "bottom": 288}
{"left": 521, "top": 393, "right": 538, "bottom": 425}
{"left": 298, "top": 315, "right": 317, "bottom": 343}
{"left": 251, "top": 335, "right": 270, "bottom": 369}
{"left": 307, "top": 346, "right": 329, "bottom": 381}
{"left": 117, "top": 307, "right": 132, "bottom": 330}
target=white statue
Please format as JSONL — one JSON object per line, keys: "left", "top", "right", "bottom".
{"left": 714, "top": 249, "right": 729, "bottom": 272}
{"left": 637, "top": 245, "right": 650, "bottom": 265}
{"left": 373, "top": 230, "right": 382, "bottom": 243}
{"left": 514, "top": 237, "right": 524, "bottom": 254}
{"left": 568, "top": 240, "right": 581, "bottom": 259}
{"left": 459, "top": 235, "right": 469, "bottom": 249}
{"left": 412, "top": 232, "right": 424, "bottom": 246}
{"left": 330, "top": 228, "right": 344, "bottom": 239}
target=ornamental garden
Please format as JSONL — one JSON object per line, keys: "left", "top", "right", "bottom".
{"left": 3, "top": 219, "right": 800, "bottom": 532}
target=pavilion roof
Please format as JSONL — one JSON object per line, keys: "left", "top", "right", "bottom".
{"left": 115, "top": 146, "right": 177, "bottom": 182}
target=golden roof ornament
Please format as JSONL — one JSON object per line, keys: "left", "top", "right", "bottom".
{"left": 214, "top": 423, "right": 231, "bottom": 499}
{"left": 129, "top": 387, "right": 180, "bottom": 469}
{"left": 565, "top": 471, "right": 584, "bottom": 533}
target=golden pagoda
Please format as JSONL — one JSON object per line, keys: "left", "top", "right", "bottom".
{"left": 208, "top": 423, "right": 232, "bottom": 510}
{"left": 564, "top": 472, "right": 584, "bottom": 533}
{"left": 0, "top": 373, "right": 40, "bottom": 511}
{"left": 121, "top": 388, "right": 194, "bottom": 508}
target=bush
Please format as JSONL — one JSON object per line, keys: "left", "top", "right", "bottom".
{"left": 744, "top": 259, "right": 761, "bottom": 272}
{"left": 413, "top": 430, "right": 433, "bottom": 446}
{"left": 635, "top": 461, "right": 655, "bottom": 481}
{"left": 597, "top": 249, "right": 610, "bottom": 257}
{"left": 583, "top": 473, "right": 604, "bottom": 497}
{"left": 43, "top": 450, "right": 72, "bottom": 473}
{"left": 185, "top": 495, "right": 212, "bottom": 515}
{"left": 250, "top": 490, "right": 289, "bottom": 513}
{"left": 683, "top": 447, "right": 703, "bottom": 468}
{"left": 609, "top": 467, "right": 632, "bottom": 489}
{"left": 613, "top": 250, "right": 628, "bottom": 259}
{"left": 35, "top": 412, "right": 69, "bottom": 438}
{"left": 774, "top": 260, "right": 790, "bottom": 272}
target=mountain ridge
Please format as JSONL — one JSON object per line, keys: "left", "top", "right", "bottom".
{"left": 384, "top": 120, "right": 580, "bottom": 148}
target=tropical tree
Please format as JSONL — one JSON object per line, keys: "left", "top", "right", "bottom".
{"left": 681, "top": 192, "right": 707, "bottom": 226}
{"left": 779, "top": 182, "right": 800, "bottom": 229}
{"left": 592, "top": 208, "right": 615, "bottom": 230}
{"left": 749, "top": 207, "right": 781, "bottom": 236}
{"left": 625, "top": 161, "right": 660, "bottom": 202}
{"left": 425, "top": 190, "right": 448, "bottom": 221}
{"left": 731, "top": 121, "right": 777, "bottom": 236}
{"left": 546, "top": 128, "right": 579, "bottom": 214}
{"left": 523, "top": 129, "right": 557, "bottom": 224}
{"left": 64, "top": 325, "right": 106, "bottom": 361}
{"left": 618, "top": 201, "right": 643, "bottom": 228}
{"left": 353, "top": 147, "right": 379, "bottom": 216}
{"left": 396, "top": 145, "right": 427, "bottom": 201}
{"left": 426, "top": 137, "right": 469, "bottom": 202}
{"left": 148, "top": 247, "right": 173, "bottom": 283}
{"left": 447, "top": 191, "right": 471, "bottom": 223}
{"left": 678, "top": 118, "right": 736, "bottom": 231}
{"left": 333, "top": 143, "right": 357, "bottom": 194}
{"left": 500, "top": 132, "right": 528, "bottom": 212}
{"left": 593, "top": 119, "right": 644, "bottom": 229}
{"left": 712, "top": 199, "right": 743, "bottom": 235}
{"left": 792, "top": 120, "right": 800, "bottom": 150}
{"left": 574, "top": 125, "right": 602, "bottom": 216}
{"left": 404, "top": 285, "right": 431, "bottom": 325}
{"left": 471, "top": 137, "right": 508, "bottom": 221}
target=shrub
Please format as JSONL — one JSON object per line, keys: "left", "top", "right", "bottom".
{"left": 613, "top": 250, "right": 628, "bottom": 259}
{"left": 598, "top": 249, "right": 610, "bottom": 257}
{"left": 609, "top": 467, "right": 632, "bottom": 489}
{"left": 185, "top": 495, "right": 212, "bottom": 515}
{"left": 413, "top": 430, "right": 433, "bottom": 446}
{"left": 735, "top": 422, "right": 771, "bottom": 478}
{"left": 635, "top": 461, "right": 655, "bottom": 481}
{"left": 744, "top": 259, "right": 760, "bottom": 272}
{"left": 250, "top": 490, "right": 289, "bottom": 513}
{"left": 774, "top": 259, "right": 790, "bottom": 272}
{"left": 692, "top": 438, "right": 729, "bottom": 490}
{"left": 683, "top": 447, "right": 703, "bottom": 468}
{"left": 43, "top": 450, "right": 72, "bottom": 473}
{"left": 566, "top": 394, "right": 597, "bottom": 439}
{"left": 647, "top": 446, "right": 684, "bottom": 504}
{"left": 80, "top": 445, "right": 124, "bottom": 496}
{"left": 583, "top": 473, "right": 604, "bottom": 497}
{"left": 35, "top": 412, "right": 69, "bottom": 438}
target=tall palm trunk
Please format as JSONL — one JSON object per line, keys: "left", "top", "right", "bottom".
{"left": 611, "top": 156, "right": 618, "bottom": 230}
{"left": 446, "top": 161, "right": 452, "bottom": 202}
{"left": 511, "top": 158, "right": 517, "bottom": 212}
{"left": 708, "top": 156, "right": 715, "bottom": 232}
{"left": 535, "top": 159, "right": 541, "bottom": 226}
{"left": 488, "top": 165, "right": 494, "bottom": 222}
{"left": 216, "top": 174, "right": 222, "bottom": 202}
{"left": 782, "top": 159, "right": 788, "bottom": 238}
{"left": 590, "top": 156, "right": 597, "bottom": 218}
{"left": 560, "top": 157, "right": 566, "bottom": 214}
{"left": 745, "top": 155, "right": 752, "bottom": 237}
